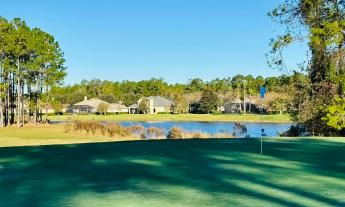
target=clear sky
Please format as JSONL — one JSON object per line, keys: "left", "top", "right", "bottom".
{"left": 2, "top": 0, "right": 307, "bottom": 84}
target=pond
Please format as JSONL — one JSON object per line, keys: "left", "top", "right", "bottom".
{"left": 51, "top": 120, "right": 291, "bottom": 138}
{"left": 119, "top": 121, "right": 291, "bottom": 138}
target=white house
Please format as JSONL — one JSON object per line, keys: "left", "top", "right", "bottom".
{"left": 134, "top": 96, "right": 175, "bottom": 114}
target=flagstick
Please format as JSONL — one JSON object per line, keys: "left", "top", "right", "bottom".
{"left": 261, "top": 107, "right": 263, "bottom": 155}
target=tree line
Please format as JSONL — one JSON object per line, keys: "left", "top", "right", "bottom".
{"left": 51, "top": 74, "right": 303, "bottom": 106}
{"left": 0, "top": 17, "right": 66, "bottom": 127}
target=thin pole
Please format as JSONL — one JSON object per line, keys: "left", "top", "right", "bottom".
{"left": 261, "top": 108, "right": 263, "bottom": 155}
{"left": 260, "top": 98, "right": 264, "bottom": 155}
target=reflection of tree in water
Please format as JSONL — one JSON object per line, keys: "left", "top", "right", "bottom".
{"left": 233, "top": 123, "right": 248, "bottom": 137}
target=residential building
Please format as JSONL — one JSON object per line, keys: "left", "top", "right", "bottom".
{"left": 133, "top": 96, "right": 175, "bottom": 114}
{"left": 73, "top": 97, "right": 129, "bottom": 114}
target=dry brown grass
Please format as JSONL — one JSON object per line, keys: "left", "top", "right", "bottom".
{"left": 146, "top": 127, "right": 165, "bottom": 138}
{"left": 167, "top": 126, "right": 183, "bottom": 139}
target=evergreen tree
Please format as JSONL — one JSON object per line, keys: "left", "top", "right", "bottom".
{"left": 198, "top": 88, "right": 219, "bottom": 114}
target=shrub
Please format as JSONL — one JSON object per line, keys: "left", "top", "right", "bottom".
{"left": 191, "top": 131, "right": 204, "bottom": 138}
{"left": 167, "top": 126, "right": 183, "bottom": 139}
{"left": 73, "top": 120, "right": 84, "bottom": 132}
{"left": 128, "top": 125, "right": 145, "bottom": 136}
{"left": 146, "top": 127, "right": 164, "bottom": 138}
{"left": 107, "top": 122, "right": 131, "bottom": 137}
{"left": 233, "top": 122, "right": 247, "bottom": 137}
{"left": 89, "top": 121, "right": 102, "bottom": 135}
{"left": 107, "top": 122, "right": 118, "bottom": 137}
{"left": 140, "top": 133, "right": 147, "bottom": 139}
{"left": 64, "top": 123, "right": 73, "bottom": 133}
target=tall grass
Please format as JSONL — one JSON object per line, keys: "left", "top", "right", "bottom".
{"left": 65, "top": 121, "right": 145, "bottom": 138}
{"left": 65, "top": 121, "right": 237, "bottom": 139}
{"left": 167, "top": 126, "right": 183, "bottom": 139}
{"left": 145, "top": 127, "right": 164, "bottom": 139}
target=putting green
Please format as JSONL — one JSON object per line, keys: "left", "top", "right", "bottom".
{"left": 0, "top": 138, "right": 344, "bottom": 207}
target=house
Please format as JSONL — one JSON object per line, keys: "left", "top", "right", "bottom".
{"left": 40, "top": 103, "right": 73, "bottom": 114}
{"left": 129, "top": 103, "right": 139, "bottom": 114}
{"left": 62, "top": 104, "right": 73, "bottom": 113}
{"left": 73, "top": 97, "right": 108, "bottom": 114}
{"left": 108, "top": 103, "right": 129, "bottom": 114}
{"left": 133, "top": 96, "right": 175, "bottom": 114}
{"left": 222, "top": 98, "right": 258, "bottom": 114}
{"left": 222, "top": 99, "right": 242, "bottom": 114}
{"left": 73, "top": 97, "right": 129, "bottom": 114}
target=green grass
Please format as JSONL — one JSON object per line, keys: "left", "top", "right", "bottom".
{"left": 0, "top": 138, "right": 344, "bottom": 206}
{"left": 49, "top": 114, "right": 291, "bottom": 123}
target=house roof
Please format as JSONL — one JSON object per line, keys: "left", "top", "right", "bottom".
{"left": 41, "top": 103, "right": 71, "bottom": 110}
{"left": 129, "top": 103, "right": 138, "bottom": 108}
{"left": 109, "top": 103, "right": 128, "bottom": 109}
{"left": 62, "top": 104, "right": 71, "bottom": 108}
{"left": 74, "top": 98, "right": 109, "bottom": 108}
{"left": 147, "top": 96, "right": 174, "bottom": 107}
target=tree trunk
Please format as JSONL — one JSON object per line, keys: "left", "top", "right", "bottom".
{"left": 17, "top": 59, "right": 21, "bottom": 127}
{"left": 249, "top": 94, "right": 252, "bottom": 113}
{"left": 4, "top": 76, "right": 8, "bottom": 126}
{"left": 21, "top": 81, "right": 25, "bottom": 125}
{"left": 6, "top": 73, "right": 10, "bottom": 126}
{"left": 45, "top": 84, "right": 48, "bottom": 123}
{"left": 243, "top": 87, "right": 246, "bottom": 114}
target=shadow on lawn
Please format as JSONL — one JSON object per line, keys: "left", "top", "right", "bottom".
{"left": 0, "top": 138, "right": 344, "bottom": 207}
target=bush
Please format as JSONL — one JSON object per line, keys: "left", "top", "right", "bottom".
{"left": 233, "top": 123, "right": 247, "bottom": 137}
{"left": 191, "top": 131, "right": 204, "bottom": 138}
{"left": 167, "top": 127, "right": 183, "bottom": 139}
{"left": 146, "top": 127, "right": 164, "bottom": 138}
{"left": 73, "top": 120, "right": 84, "bottom": 132}
{"left": 67, "top": 120, "right": 134, "bottom": 138}
{"left": 107, "top": 122, "right": 131, "bottom": 137}
{"left": 64, "top": 123, "right": 73, "bottom": 133}
{"left": 281, "top": 124, "right": 310, "bottom": 137}
{"left": 128, "top": 125, "right": 145, "bottom": 136}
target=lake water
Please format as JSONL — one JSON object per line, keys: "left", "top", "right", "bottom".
{"left": 52, "top": 120, "right": 291, "bottom": 138}
{"left": 119, "top": 121, "right": 291, "bottom": 138}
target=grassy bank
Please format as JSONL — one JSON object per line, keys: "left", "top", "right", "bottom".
{"left": 48, "top": 114, "right": 291, "bottom": 123}
{"left": 0, "top": 125, "right": 140, "bottom": 148}
{"left": 0, "top": 138, "right": 344, "bottom": 206}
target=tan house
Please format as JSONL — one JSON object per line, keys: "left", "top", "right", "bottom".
{"left": 41, "top": 103, "right": 72, "bottom": 114}
{"left": 108, "top": 103, "right": 129, "bottom": 113}
{"left": 73, "top": 97, "right": 129, "bottom": 114}
{"left": 134, "top": 96, "right": 175, "bottom": 114}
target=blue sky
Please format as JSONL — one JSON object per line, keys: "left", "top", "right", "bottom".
{"left": 2, "top": 0, "right": 307, "bottom": 84}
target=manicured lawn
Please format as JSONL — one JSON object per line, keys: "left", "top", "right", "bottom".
{"left": 49, "top": 114, "right": 291, "bottom": 123}
{"left": 0, "top": 138, "right": 344, "bottom": 207}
